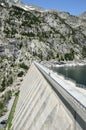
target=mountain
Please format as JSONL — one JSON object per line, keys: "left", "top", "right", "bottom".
{"left": 79, "top": 11, "right": 86, "bottom": 19}
{"left": 0, "top": 0, "right": 20, "bottom": 3}
{"left": 0, "top": 1, "right": 86, "bottom": 102}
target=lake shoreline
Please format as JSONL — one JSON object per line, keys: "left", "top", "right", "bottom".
{"left": 56, "top": 61, "right": 86, "bottom": 67}
{"left": 44, "top": 60, "right": 86, "bottom": 68}
{"left": 51, "top": 61, "right": 86, "bottom": 88}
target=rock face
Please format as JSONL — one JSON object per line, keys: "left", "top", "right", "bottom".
{"left": 0, "top": 0, "right": 20, "bottom": 3}
{"left": 0, "top": 1, "right": 86, "bottom": 94}
{"left": 79, "top": 11, "right": 86, "bottom": 19}
{"left": 0, "top": 1, "right": 86, "bottom": 61}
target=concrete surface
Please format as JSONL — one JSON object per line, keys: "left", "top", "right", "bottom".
{"left": 11, "top": 63, "right": 74, "bottom": 130}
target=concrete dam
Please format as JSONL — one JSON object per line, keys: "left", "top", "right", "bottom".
{"left": 11, "top": 62, "right": 86, "bottom": 130}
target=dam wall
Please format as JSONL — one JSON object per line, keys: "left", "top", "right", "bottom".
{"left": 11, "top": 62, "right": 86, "bottom": 130}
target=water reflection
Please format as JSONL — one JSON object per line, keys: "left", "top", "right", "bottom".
{"left": 52, "top": 65, "right": 86, "bottom": 88}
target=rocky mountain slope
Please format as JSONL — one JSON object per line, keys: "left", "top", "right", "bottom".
{"left": 0, "top": 1, "right": 86, "bottom": 60}
{"left": 0, "top": 1, "right": 86, "bottom": 114}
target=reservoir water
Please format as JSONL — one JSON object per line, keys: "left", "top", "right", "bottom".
{"left": 52, "top": 65, "right": 86, "bottom": 88}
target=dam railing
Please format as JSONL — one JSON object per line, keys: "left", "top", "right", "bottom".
{"left": 34, "top": 62, "right": 86, "bottom": 129}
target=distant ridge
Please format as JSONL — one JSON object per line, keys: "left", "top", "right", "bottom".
{"left": 79, "top": 11, "right": 86, "bottom": 19}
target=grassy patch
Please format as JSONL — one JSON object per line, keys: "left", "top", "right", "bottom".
{"left": 7, "top": 92, "right": 19, "bottom": 130}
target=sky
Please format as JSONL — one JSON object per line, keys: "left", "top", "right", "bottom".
{"left": 21, "top": 0, "right": 86, "bottom": 16}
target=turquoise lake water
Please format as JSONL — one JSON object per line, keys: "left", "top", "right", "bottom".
{"left": 52, "top": 65, "right": 86, "bottom": 88}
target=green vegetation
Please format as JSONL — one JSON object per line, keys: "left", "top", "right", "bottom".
{"left": 7, "top": 92, "right": 19, "bottom": 130}
{"left": 17, "top": 71, "right": 24, "bottom": 77}
{"left": 0, "top": 77, "right": 6, "bottom": 92}
{"left": 47, "top": 51, "right": 55, "bottom": 60}
{"left": 0, "top": 91, "right": 12, "bottom": 117}
{"left": 0, "top": 100, "right": 5, "bottom": 117}
{"left": 19, "top": 62, "right": 29, "bottom": 70}
{"left": 82, "top": 46, "right": 86, "bottom": 58}
{"left": 64, "top": 53, "right": 74, "bottom": 60}
{"left": 7, "top": 76, "right": 13, "bottom": 86}
{"left": 64, "top": 48, "right": 75, "bottom": 61}
{"left": 0, "top": 76, "right": 13, "bottom": 92}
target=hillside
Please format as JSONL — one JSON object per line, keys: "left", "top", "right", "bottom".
{"left": 0, "top": 0, "right": 86, "bottom": 117}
